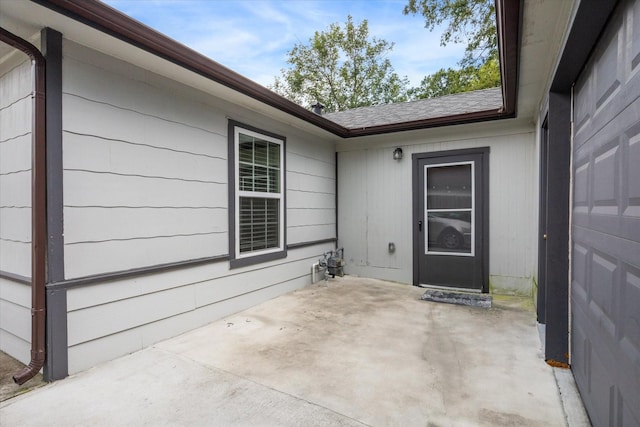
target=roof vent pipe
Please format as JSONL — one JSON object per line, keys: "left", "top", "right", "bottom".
{"left": 0, "top": 27, "right": 48, "bottom": 386}
{"left": 311, "top": 102, "right": 324, "bottom": 115}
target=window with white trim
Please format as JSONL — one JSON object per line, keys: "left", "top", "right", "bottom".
{"left": 229, "top": 121, "right": 286, "bottom": 267}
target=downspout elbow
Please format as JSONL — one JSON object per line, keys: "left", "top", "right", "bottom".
{"left": 13, "top": 325, "right": 46, "bottom": 384}
{"left": 13, "top": 361, "right": 43, "bottom": 385}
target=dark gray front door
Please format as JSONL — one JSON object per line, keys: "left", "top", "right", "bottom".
{"left": 413, "top": 149, "right": 488, "bottom": 291}
{"left": 570, "top": 1, "right": 640, "bottom": 425}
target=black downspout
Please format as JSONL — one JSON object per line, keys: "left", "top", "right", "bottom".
{"left": 0, "top": 27, "right": 48, "bottom": 385}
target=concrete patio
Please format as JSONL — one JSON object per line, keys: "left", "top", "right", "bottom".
{"left": 1, "top": 277, "right": 577, "bottom": 426}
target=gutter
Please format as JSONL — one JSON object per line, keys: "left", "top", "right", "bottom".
{"left": 31, "top": 0, "right": 347, "bottom": 137}
{"left": 344, "top": 108, "right": 507, "bottom": 137}
{"left": 0, "top": 27, "right": 48, "bottom": 385}
{"left": 32, "top": 0, "right": 520, "bottom": 138}
{"left": 495, "top": 0, "right": 520, "bottom": 116}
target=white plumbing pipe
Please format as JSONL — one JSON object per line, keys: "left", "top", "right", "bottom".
{"left": 311, "top": 262, "right": 319, "bottom": 283}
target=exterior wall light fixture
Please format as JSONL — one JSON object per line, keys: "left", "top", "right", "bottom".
{"left": 393, "top": 147, "right": 403, "bottom": 160}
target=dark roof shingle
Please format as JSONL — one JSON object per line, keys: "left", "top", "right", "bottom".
{"left": 323, "top": 87, "right": 503, "bottom": 129}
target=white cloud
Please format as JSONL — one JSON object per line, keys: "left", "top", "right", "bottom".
{"left": 103, "top": 0, "right": 468, "bottom": 88}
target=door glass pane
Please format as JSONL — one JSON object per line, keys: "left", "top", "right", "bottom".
{"left": 427, "top": 211, "right": 472, "bottom": 253}
{"left": 426, "top": 164, "right": 471, "bottom": 209}
{"left": 425, "top": 163, "right": 473, "bottom": 255}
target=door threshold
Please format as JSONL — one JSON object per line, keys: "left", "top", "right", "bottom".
{"left": 420, "top": 287, "right": 492, "bottom": 308}
{"left": 417, "top": 284, "right": 483, "bottom": 293}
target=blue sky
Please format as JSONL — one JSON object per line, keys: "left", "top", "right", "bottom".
{"left": 103, "top": 0, "right": 465, "bottom": 88}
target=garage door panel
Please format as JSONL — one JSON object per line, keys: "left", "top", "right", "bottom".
{"left": 574, "top": 226, "right": 640, "bottom": 271}
{"left": 622, "top": 127, "right": 640, "bottom": 239}
{"left": 570, "top": 308, "right": 589, "bottom": 383}
{"left": 589, "top": 349, "right": 615, "bottom": 427}
{"left": 617, "top": 340, "right": 640, "bottom": 427}
{"left": 588, "top": 310, "right": 622, "bottom": 425}
{"left": 581, "top": 13, "right": 640, "bottom": 139}
{"left": 588, "top": 301, "right": 616, "bottom": 341}
{"left": 572, "top": 243, "right": 589, "bottom": 304}
{"left": 600, "top": 70, "right": 640, "bottom": 127}
{"left": 592, "top": 143, "right": 620, "bottom": 216}
{"left": 616, "top": 303, "right": 640, "bottom": 427}
{"left": 572, "top": 302, "right": 618, "bottom": 427}
{"left": 594, "top": 18, "right": 623, "bottom": 112}
{"left": 573, "top": 161, "right": 590, "bottom": 217}
{"left": 574, "top": 73, "right": 593, "bottom": 142}
{"left": 572, "top": 1, "right": 640, "bottom": 425}
{"left": 619, "top": 396, "right": 639, "bottom": 427}
{"left": 626, "top": 130, "right": 640, "bottom": 218}
{"left": 619, "top": 216, "right": 640, "bottom": 245}
{"left": 572, "top": 96, "right": 640, "bottom": 241}
{"left": 620, "top": 265, "right": 640, "bottom": 353}
{"left": 621, "top": 218, "right": 640, "bottom": 243}
{"left": 629, "top": 0, "right": 640, "bottom": 72}
{"left": 589, "top": 251, "right": 619, "bottom": 338}
{"left": 617, "top": 358, "right": 640, "bottom": 427}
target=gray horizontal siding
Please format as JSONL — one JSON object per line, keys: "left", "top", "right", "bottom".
{"left": 62, "top": 94, "right": 227, "bottom": 159}
{"left": 66, "top": 244, "right": 332, "bottom": 374}
{"left": 0, "top": 227, "right": 31, "bottom": 364}
{"left": 57, "top": 40, "right": 338, "bottom": 375}
{"left": 0, "top": 56, "right": 33, "bottom": 364}
{"left": 62, "top": 40, "right": 337, "bottom": 279}
{"left": 285, "top": 137, "right": 336, "bottom": 246}
{"left": 65, "top": 234, "right": 228, "bottom": 278}
{"left": 338, "top": 126, "right": 537, "bottom": 291}
{"left": 64, "top": 207, "right": 226, "bottom": 243}
{"left": 62, "top": 41, "right": 232, "bottom": 278}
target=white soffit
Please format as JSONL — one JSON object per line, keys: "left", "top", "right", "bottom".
{"left": 517, "top": 0, "right": 576, "bottom": 121}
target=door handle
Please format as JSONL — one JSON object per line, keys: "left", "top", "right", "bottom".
{"left": 418, "top": 220, "right": 422, "bottom": 232}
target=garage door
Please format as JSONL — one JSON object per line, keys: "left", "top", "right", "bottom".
{"left": 571, "top": 1, "right": 640, "bottom": 425}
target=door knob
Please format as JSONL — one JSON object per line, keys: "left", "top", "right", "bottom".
{"left": 418, "top": 220, "right": 423, "bottom": 231}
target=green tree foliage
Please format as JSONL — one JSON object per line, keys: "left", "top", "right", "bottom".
{"left": 409, "top": 57, "right": 500, "bottom": 99}
{"left": 404, "top": 0, "right": 496, "bottom": 67}
{"left": 404, "top": 0, "right": 499, "bottom": 98}
{"left": 270, "top": 16, "right": 409, "bottom": 112}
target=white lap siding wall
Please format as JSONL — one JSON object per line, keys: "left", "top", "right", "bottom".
{"left": 337, "top": 121, "right": 537, "bottom": 295}
{"left": 61, "top": 41, "right": 336, "bottom": 373}
{"left": 0, "top": 54, "right": 33, "bottom": 364}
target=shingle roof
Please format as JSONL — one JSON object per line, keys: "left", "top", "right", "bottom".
{"left": 323, "top": 87, "right": 503, "bottom": 129}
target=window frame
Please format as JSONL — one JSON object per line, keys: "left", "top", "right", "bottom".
{"left": 228, "top": 120, "right": 287, "bottom": 268}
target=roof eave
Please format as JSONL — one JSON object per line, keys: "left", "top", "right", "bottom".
{"left": 346, "top": 0, "right": 521, "bottom": 137}
{"left": 345, "top": 108, "right": 510, "bottom": 137}
{"left": 32, "top": 0, "right": 349, "bottom": 136}
{"left": 31, "top": 0, "right": 521, "bottom": 138}
{"left": 496, "top": 0, "right": 521, "bottom": 117}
